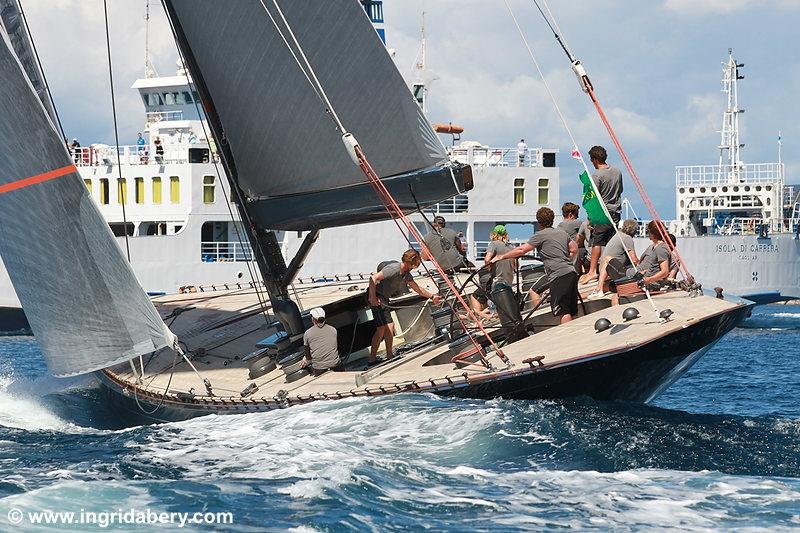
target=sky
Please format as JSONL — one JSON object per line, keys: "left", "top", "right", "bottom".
{"left": 19, "top": 0, "right": 800, "bottom": 218}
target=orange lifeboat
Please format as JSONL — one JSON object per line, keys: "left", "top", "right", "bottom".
{"left": 432, "top": 123, "right": 464, "bottom": 134}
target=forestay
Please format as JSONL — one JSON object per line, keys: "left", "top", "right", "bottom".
{"left": 164, "top": 0, "right": 469, "bottom": 231}
{"left": 0, "top": 31, "right": 174, "bottom": 377}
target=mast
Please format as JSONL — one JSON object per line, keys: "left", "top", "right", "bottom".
{"left": 144, "top": 0, "right": 155, "bottom": 78}
{"left": 718, "top": 48, "right": 745, "bottom": 183}
{"left": 411, "top": 10, "right": 428, "bottom": 113}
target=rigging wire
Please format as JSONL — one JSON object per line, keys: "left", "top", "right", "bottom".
{"left": 101, "top": 0, "right": 131, "bottom": 262}
{"left": 529, "top": 0, "right": 695, "bottom": 284}
{"left": 160, "top": 1, "right": 273, "bottom": 325}
{"left": 16, "top": 0, "right": 67, "bottom": 144}
{"left": 502, "top": 0, "right": 658, "bottom": 313}
{"left": 259, "top": 0, "right": 508, "bottom": 367}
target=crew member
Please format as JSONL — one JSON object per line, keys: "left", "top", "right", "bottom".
{"left": 587, "top": 219, "right": 639, "bottom": 299}
{"left": 301, "top": 307, "right": 343, "bottom": 375}
{"left": 493, "top": 207, "right": 578, "bottom": 324}
{"left": 638, "top": 221, "right": 671, "bottom": 290}
{"left": 421, "top": 216, "right": 465, "bottom": 272}
{"left": 368, "top": 249, "right": 441, "bottom": 364}
{"left": 582, "top": 145, "right": 623, "bottom": 284}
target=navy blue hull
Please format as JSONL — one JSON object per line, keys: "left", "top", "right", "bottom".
{"left": 97, "top": 303, "right": 750, "bottom": 424}
{"left": 0, "top": 306, "right": 30, "bottom": 335}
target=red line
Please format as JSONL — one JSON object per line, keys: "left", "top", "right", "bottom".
{"left": 0, "top": 164, "right": 76, "bottom": 195}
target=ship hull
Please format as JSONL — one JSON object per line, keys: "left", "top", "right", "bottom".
{"left": 95, "top": 301, "right": 750, "bottom": 423}
{"left": 635, "top": 233, "right": 800, "bottom": 303}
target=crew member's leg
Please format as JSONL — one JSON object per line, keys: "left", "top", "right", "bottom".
{"left": 383, "top": 322, "right": 395, "bottom": 359}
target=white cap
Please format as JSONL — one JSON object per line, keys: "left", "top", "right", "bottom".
{"left": 310, "top": 307, "right": 325, "bottom": 320}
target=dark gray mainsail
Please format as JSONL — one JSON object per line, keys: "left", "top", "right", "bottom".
{"left": 163, "top": 0, "right": 471, "bottom": 231}
{"left": 0, "top": 31, "right": 174, "bottom": 377}
{"left": 0, "top": 0, "right": 57, "bottom": 123}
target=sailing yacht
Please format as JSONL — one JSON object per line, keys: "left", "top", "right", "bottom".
{"left": 0, "top": 0, "right": 752, "bottom": 421}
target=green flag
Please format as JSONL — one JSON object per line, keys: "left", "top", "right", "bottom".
{"left": 579, "top": 171, "right": 611, "bottom": 225}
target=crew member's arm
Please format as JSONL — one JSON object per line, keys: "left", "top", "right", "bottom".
{"left": 301, "top": 334, "right": 312, "bottom": 367}
{"left": 627, "top": 249, "right": 639, "bottom": 266}
{"left": 576, "top": 232, "right": 586, "bottom": 249}
{"left": 408, "top": 280, "right": 442, "bottom": 305}
{"left": 455, "top": 236, "right": 465, "bottom": 254}
{"left": 644, "top": 260, "right": 670, "bottom": 284}
{"left": 483, "top": 247, "right": 495, "bottom": 265}
{"left": 368, "top": 272, "right": 384, "bottom": 306}
{"left": 491, "top": 243, "right": 533, "bottom": 263}
{"left": 568, "top": 239, "right": 578, "bottom": 259}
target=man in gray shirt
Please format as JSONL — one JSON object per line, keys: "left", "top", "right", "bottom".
{"left": 557, "top": 202, "right": 582, "bottom": 240}
{"left": 368, "top": 249, "right": 441, "bottom": 364}
{"left": 492, "top": 207, "right": 578, "bottom": 323}
{"left": 588, "top": 219, "right": 639, "bottom": 299}
{"left": 302, "top": 307, "right": 342, "bottom": 375}
{"left": 583, "top": 145, "right": 623, "bottom": 284}
{"left": 422, "top": 216, "right": 465, "bottom": 272}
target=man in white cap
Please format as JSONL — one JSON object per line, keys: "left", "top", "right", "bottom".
{"left": 301, "top": 307, "right": 342, "bottom": 375}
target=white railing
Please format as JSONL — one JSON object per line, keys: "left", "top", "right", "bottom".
{"left": 714, "top": 217, "right": 782, "bottom": 236}
{"left": 145, "top": 110, "right": 184, "bottom": 123}
{"left": 473, "top": 240, "right": 528, "bottom": 260}
{"left": 676, "top": 163, "right": 783, "bottom": 186}
{"left": 449, "top": 146, "right": 544, "bottom": 168}
{"left": 71, "top": 143, "right": 209, "bottom": 166}
{"left": 429, "top": 194, "right": 469, "bottom": 214}
{"left": 201, "top": 241, "right": 253, "bottom": 262}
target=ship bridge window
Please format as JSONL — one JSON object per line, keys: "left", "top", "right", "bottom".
{"left": 99, "top": 178, "right": 109, "bottom": 205}
{"left": 203, "top": 175, "right": 215, "bottom": 204}
{"left": 150, "top": 92, "right": 164, "bottom": 105}
{"left": 513, "top": 178, "right": 525, "bottom": 205}
{"left": 538, "top": 177, "right": 550, "bottom": 205}
{"left": 135, "top": 177, "right": 144, "bottom": 204}
{"left": 117, "top": 178, "right": 127, "bottom": 205}
{"left": 170, "top": 176, "right": 180, "bottom": 204}
{"left": 152, "top": 177, "right": 162, "bottom": 204}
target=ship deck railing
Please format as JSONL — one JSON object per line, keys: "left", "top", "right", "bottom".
{"left": 201, "top": 241, "right": 253, "bottom": 262}
{"left": 449, "top": 146, "right": 545, "bottom": 168}
{"left": 71, "top": 142, "right": 212, "bottom": 167}
{"left": 676, "top": 162, "right": 783, "bottom": 187}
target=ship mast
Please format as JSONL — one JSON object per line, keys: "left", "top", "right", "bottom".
{"left": 718, "top": 48, "right": 744, "bottom": 183}
{"left": 411, "top": 10, "right": 428, "bottom": 113}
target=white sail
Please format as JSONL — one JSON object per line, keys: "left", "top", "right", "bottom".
{"left": 0, "top": 29, "right": 174, "bottom": 376}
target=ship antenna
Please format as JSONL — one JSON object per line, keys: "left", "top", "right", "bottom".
{"left": 719, "top": 48, "right": 744, "bottom": 183}
{"left": 144, "top": 0, "right": 154, "bottom": 78}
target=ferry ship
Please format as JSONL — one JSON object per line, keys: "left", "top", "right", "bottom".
{"left": 646, "top": 50, "right": 799, "bottom": 304}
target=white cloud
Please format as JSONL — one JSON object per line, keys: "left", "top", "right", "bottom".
{"left": 663, "top": 0, "right": 799, "bottom": 15}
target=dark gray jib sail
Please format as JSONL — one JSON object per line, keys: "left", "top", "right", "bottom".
{"left": 0, "top": 31, "right": 174, "bottom": 377}
{"left": 0, "top": 0, "right": 57, "bottom": 123}
{"left": 164, "top": 0, "right": 471, "bottom": 231}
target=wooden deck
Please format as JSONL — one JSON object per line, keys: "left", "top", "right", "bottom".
{"left": 104, "top": 279, "right": 749, "bottom": 407}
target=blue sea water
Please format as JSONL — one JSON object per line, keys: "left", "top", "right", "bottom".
{"left": 0, "top": 306, "right": 797, "bottom": 531}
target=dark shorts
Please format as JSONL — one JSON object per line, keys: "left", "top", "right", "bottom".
{"left": 371, "top": 305, "right": 393, "bottom": 326}
{"left": 606, "top": 257, "right": 630, "bottom": 281}
{"left": 549, "top": 271, "right": 579, "bottom": 317}
{"left": 591, "top": 213, "right": 620, "bottom": 247}
{"left": 591, "top": 224, "right": 615, "bottom": 247}
{"left": 528, "top": 274, "right": 550, "bottom": 295}
{"left": 472, "top": 288, "right": 488, "bottom": 305}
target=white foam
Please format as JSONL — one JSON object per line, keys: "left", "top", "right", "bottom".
{"left": 0, "top": 375, "right": 75, "bottom": 432}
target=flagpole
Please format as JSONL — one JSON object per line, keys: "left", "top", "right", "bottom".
{"left": 778, "top": 131, "right": 782, "bottom": 166}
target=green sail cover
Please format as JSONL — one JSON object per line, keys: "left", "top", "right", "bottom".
{"left": 579, "top": 171, "right": 612, "bottom": 225}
